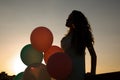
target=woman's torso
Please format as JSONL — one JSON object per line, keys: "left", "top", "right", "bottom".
{"left": 61, "top": 33, "right": 85, "bottom": 80}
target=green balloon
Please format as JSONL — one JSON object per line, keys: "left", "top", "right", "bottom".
{"left": 14, "top": 72, "right": 24, "bottom": 80}
{"left": 20, "top": 44, "right": 43, "bottom": 66}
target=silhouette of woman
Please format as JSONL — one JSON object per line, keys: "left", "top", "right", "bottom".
{"left": 61, "top": 10, "right": 97, "bottom": 80}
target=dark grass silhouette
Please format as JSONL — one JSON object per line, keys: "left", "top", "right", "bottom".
{"left": 0, "top": 72, "right": 15, "bottom": 80}
{"left": 85, "top": 71, "right": 120, "bottom": 80}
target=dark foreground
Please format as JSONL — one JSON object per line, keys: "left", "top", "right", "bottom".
{"left": 0, "top": 71, "right": 120, "bottom": 80}
{"left": 85, "top": 71, "right": 120, "bottom": 80}
{"left": 0, "top": 72, "right": 15, "bottom": 80}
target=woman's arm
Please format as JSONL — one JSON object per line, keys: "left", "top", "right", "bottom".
{"left": 87, "top": 44, "right": 97, "bottom": 75}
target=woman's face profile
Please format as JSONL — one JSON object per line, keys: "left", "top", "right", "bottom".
{"left": 66, "top": 13, "right": 73, "bottom": 27}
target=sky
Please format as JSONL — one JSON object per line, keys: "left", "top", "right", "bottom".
{"left": 0, "top": 0, "right": 120, "bottom": 75}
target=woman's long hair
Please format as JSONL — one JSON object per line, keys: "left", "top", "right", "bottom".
{"left": 66, "top": 10, "right": 94, "bottom": 55}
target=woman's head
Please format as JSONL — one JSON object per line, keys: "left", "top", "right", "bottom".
{"left": 66, "top": 10, "right": 94, "bottom": 55}
{"left": 66, "top": 10, "right": 89, "bottom": 29}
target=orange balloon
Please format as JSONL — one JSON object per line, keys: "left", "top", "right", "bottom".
{"left": 44, "top": 45, "right": 64, "bottom": 63}
{"left": 46, "top": 52, "right": 72, "bottom": 80}
{"left": 30, "top": 27, "right": 53, "bottom": 52}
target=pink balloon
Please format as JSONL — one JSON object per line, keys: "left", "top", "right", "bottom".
{"left": 46, "top": 52, "right": 72, "bottom": 80}
{"left": 23, "top": 63, "right": 51, "bottom": 80}
{"left": 44, "top": 45, "right": 64, "bottom": 63}
{"left": 30, "top": 27, "right": 53, "bottom": 52}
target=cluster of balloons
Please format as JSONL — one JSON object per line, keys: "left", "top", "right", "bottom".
{"left": 14, "top": 26, "right": 72, "bottom": 80}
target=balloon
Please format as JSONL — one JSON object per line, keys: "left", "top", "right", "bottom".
{"left": 20, "top": 44, "right": 43, "bottom": 66}
{"left": 14, "top": 72, "right": 24, "bottom": 80}
{"left": 30, "top": 27, "right": 53, "bottom": 52}
{"left": 44, "top": 45, "right": 64, "bottom": 63}
{"left": 23, "top": 63, "right": 51, "bottom": 80}
{"left": 46, "top": 52, "right": 72, "bottom": 80}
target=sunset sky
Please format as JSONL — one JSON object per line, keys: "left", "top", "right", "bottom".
{"left": 0, "top": 0, "right": 120, "bottom": 75}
